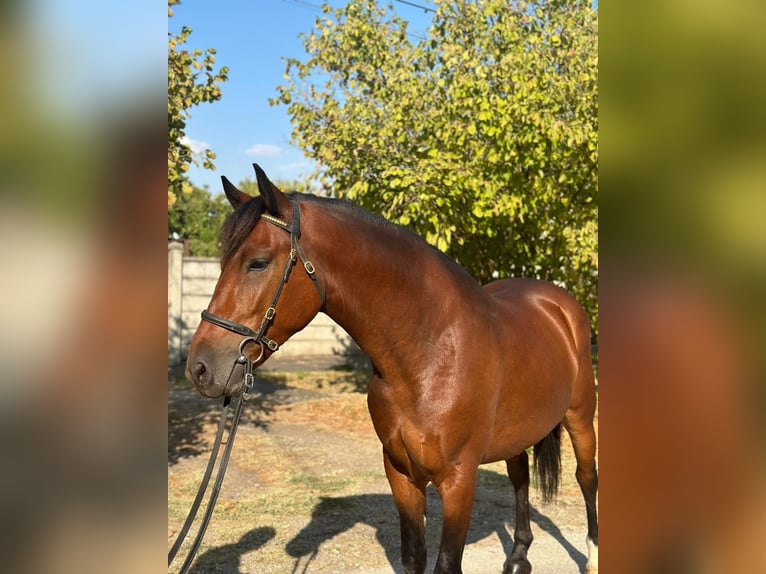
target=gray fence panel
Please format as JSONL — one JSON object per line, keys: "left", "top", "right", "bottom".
{"left": 168, "top": 241, "right": 359, "bottom": 365}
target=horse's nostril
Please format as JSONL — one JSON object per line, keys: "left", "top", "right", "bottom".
{"left": 193, "top": 361, "right": 208, "bottom": 385}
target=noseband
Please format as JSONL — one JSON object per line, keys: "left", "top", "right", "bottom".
{"left": 200, "top": 199, "right": 325, "bottom": 362}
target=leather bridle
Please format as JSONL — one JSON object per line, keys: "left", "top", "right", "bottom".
{"left": 200, "top": 199, "right": 325, "bottom": 365}
{"left": 168, "top": 199, "right": 324, "bottom": 574}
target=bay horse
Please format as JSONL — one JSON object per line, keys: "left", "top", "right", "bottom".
{"left": 186, "top": 164, "right": 598, "bottom": 574}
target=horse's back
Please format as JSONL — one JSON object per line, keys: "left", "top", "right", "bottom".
{"left": 484, "top": 276, "right": 584, "bottom": 310}
{"left": 484, "top": 277, "right": 591, "bottom": 352}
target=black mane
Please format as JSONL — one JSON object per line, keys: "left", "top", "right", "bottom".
{"left": 298, "top": 193, "right": 405, "bottom": 234}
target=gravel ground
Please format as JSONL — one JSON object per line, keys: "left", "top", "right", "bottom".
{"left": 168, "top": 362, "right": 596, "bottom": 573}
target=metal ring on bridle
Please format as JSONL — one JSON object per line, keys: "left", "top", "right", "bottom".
{"left": 238, "top": 337, "right": 265, "bottom": 365}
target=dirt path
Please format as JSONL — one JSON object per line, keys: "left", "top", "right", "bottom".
{"left": 169, "top": 368, "right": 595, "bottom": 573}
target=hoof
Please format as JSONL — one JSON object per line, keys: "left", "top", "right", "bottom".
{"left": 503, "top": 559, "right": 532, "bottom": 574}
{"left": 585, "top": 536, "right": 598, "bottom": 574}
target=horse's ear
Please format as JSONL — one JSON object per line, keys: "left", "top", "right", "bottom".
{"left": 221, "top": 176, "right": 252, "bottom": 209}
{"left": 253, "top": 163, "right": 289, "bottom": 216}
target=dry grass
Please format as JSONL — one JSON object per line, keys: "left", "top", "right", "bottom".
{"left": 168, "top": 369, "right": 597, "bottom": 573}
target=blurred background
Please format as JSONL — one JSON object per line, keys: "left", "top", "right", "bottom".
{"left": 601, "top": 0, "right": 766, "bottom": 571}
{"left": 0, "top": 0, "right": 166, "bottom": 572}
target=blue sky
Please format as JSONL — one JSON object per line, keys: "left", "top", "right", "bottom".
{"left": 29, "top": 0, "right": 165, "bottom": 126}
{"left": 170, "top": 0, "right": 435, "bottom": 192}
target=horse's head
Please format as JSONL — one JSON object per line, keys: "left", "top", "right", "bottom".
{"left": 186, "top": 164, "right": 325, "bottom": 397}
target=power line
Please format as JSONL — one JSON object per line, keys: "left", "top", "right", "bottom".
{"left": 395, "top": 0, "right": 436, "bottom": 14}
{"left": 281, "top": 0, "right": 323, "bottom": 12}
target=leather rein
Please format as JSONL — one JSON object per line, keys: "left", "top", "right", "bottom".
{"left": 168, "top": 199, "right": 324, "bottom": 573}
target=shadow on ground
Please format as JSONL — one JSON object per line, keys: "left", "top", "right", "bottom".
{"left": 168, "top": 366, "right": 290, "bottom": 465}
{"left": 285, "top": 472, "right": 586, "bottom": 573}
{"left": 188, "top": 526, "right": 277, "bottom": 574}
{"left": 187, "top": 469, "right": 587, "bottom": 573}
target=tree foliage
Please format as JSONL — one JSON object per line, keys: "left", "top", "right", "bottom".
{"left": 235, "top": 177, "right": 318, "bottom": 198}
{"left": 167, "top": 0, "right": 228, "bottom": 206}
{"left": 272, "top": 0, "right": 598, "bottom": 334}
{"left": 168, "top": 178, "right": 313, "bottom": 256}
{"left": 168, "top": 185, "right": 231, "bottom": 256}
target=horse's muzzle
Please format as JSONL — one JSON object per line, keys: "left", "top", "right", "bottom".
{"left": 185, "top": 347, "right": 236, "bottom": 397}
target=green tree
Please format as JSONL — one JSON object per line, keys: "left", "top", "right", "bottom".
{"left": 168, "top": 185, "right": 231, "bottom": 256}
{"left": 272, "top": 0, "right": 598, "bottom": 334}
{"left": 168, "top": 178, "right": 312, "bottom": 256}
{"left": 168, "top": 0, "right": 228, "bottom": 206}
{"left": 236, "top": 176, "right": 318, "bottom": 197}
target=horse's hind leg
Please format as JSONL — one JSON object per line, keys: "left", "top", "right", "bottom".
{"left": 564, "top": 389, "right": 599, "bottom": 573}
{"left": 503, "top": 451, "right": 533, "bottom": 574}
{"left": 383, "top": 451, "right": 427, "bottom": 574}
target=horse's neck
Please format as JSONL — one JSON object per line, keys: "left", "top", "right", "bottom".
{"left": 309, "top": 205, "right": 478, "bottom": 376}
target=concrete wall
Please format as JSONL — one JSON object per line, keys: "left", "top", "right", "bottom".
{"left": 168, "top": 241, "right": 359, "bottom": 365}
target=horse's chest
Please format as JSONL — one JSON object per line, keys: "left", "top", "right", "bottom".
{"left": 366, "top": 378, "right": 424, "bottom": 465}
{"left": 367, "top": 376, "right": 407, "bottom": 442}
{"left": 367, "top": 375, "right": 490, "bottom": 480}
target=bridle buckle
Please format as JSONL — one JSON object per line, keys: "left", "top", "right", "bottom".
{"left": 241, "top": 371, "right": 255, "bottom": 401}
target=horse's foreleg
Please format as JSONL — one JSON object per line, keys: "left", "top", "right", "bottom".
{"left": 432, "top": 466, "right": 477, "bottom": 574}
{"left": 383, "top": 450, "right": 427, "bottom": 574}
{"left": 504, "top": 451, "right": 533, "bottom": 574}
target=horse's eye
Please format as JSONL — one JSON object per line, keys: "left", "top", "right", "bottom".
{"left": 247, "top": 259, "right": 269, "bottom": 272}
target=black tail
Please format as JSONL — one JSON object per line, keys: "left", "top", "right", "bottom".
{"left": 533, "top": 424, "right": 562, "bottom": 503}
